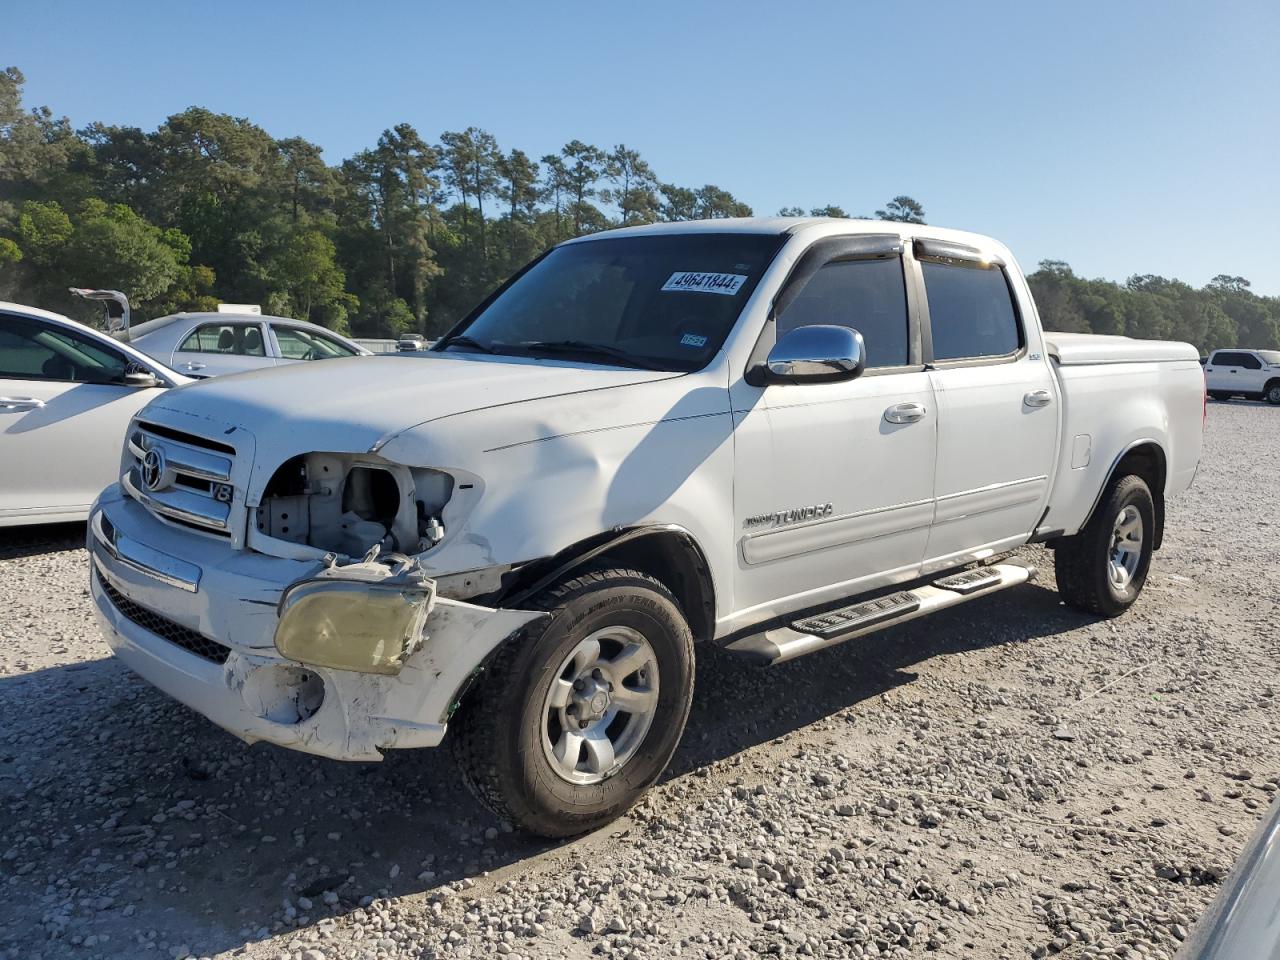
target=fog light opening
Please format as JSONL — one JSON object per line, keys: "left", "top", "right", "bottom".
{"left": 241, "top": 665, "right": 325, "bottom": 725}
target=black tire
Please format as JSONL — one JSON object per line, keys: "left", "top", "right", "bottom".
{"left": 1265, "top": 382, "right": 1280, "bottom": 406}
{"left": 1055, "top": 474, "right": 1155, "bottom": 618}
{"left": 1208, "top": 391, "right": 1230, "bottom": 401}
{"left": 452, "top": 568, "right": 694, "bottom": 837}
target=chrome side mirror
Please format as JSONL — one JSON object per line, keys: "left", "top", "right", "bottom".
{"left": 754, "top": 325, "right": 865, "bottom": 386}
{"left": 123, "top": 370, "right": 158, "bottom": 388}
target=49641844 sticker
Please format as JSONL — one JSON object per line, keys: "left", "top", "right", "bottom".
{"left": 661, "top": 271, "right": 748, "bottom": 296}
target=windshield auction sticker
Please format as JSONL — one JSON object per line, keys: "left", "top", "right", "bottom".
{"left": 661, "top": 272, "right": 748, "bottom": 296}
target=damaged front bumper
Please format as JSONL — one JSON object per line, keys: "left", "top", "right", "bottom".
{"left": 89, "top": 487, "right": 543, "bottom": 761}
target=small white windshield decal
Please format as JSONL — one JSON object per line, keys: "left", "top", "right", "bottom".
{"left": 661, "top": 271, "right": 748, "bottom": 296}
{"left": 680, "top": 333, "right": 708, "bottom": 347}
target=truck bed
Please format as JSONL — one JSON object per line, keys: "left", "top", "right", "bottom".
{"left": 1039, "top": 332, "right": 1204, "bottom": 539}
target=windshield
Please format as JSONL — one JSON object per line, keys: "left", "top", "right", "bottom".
{"left": 435, "top": 233, "right": 785, "bottom": 371}
{"left": 1259, "top": 350, "right": 1280, "bottom": 365}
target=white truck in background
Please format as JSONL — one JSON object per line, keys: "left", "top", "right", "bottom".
{"left": 1204, "top": 348, "right": 1280, "bottom": 404}
{"left": 88, "top": 217, "right": 1205, "bottom": 836}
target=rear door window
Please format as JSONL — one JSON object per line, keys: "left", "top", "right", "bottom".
{"left": 179, "top": 323, "right": 267, "bottom": 356}
{"left": 775, "top": 257, "right": 910, "bottom": 368}
{"left": 920, "top": 259, "right": 1022, "bottom": 361}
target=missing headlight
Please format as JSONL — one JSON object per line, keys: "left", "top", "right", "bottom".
{"left": 257, "top": 454, "right": 431, "bottom": 557}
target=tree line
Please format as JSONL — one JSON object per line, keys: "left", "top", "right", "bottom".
{"left": 1, "top": 66, "right": 1276, "bottom": 351}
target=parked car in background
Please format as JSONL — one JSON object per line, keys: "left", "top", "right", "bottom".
{"left": 397, "top": 333, "right": 427, "bottom": 352}
{"left": 1204, "top": 348, "right": 1280, "bottom": 404}
{"left": 127, "top": 312, "right": 370, "bottom": 378}
{"left": 88, "top": 217, "right": 1204, "bottom": 837}
{"left": 0, "top": 302, "right": 187, "bottom": 527}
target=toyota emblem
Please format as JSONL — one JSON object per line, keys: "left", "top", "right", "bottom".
{"left": 141, "top": 447, "right": 167, "bottom": 492}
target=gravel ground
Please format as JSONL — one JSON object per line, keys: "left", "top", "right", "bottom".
{"left": 2, "top": 400, "right": 1277, "bottom": 960}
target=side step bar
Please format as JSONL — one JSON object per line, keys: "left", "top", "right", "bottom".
{"left": 724, "top": 560, "right": 1037, "bottom": 665}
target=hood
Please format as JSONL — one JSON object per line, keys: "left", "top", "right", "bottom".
{"left": 145, "top": 353, "right": 677, "bottom": 454}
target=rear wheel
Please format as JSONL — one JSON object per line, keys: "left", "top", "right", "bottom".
{"left": 1265, "top": 382, "right": 1280, "bottom": 406}
{"left": 1208, "top": 391, "right": 1230, "bottom": 401}
{"left": 452, "top": 568, "right": 694, "bottom": 837}
{"left": 1055, "top": 475, "right": 1155, "bottom": 617}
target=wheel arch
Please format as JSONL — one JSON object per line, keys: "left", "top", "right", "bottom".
{"left": 498, "top": 525, "right": 717, "bottom": 641}
{"left": 1085, "top": 440, "right": 1169, "bottom": 550}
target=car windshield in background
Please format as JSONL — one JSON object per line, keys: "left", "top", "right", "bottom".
{"left": 436, "top": 233, "right": 785, "bottom": 371}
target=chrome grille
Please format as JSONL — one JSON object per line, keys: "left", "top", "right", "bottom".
{"left": 124, "top": 421, "right": 236, "bottom": 537}
{"left": 96, "top": 568, "right": 231, "bottom": 665}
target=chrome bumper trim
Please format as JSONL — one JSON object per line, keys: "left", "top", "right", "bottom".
{"left": 91, "top": 509, "right": 202, "bottom": 593}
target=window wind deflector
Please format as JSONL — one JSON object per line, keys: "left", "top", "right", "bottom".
{"left": 913, "top": 238, "right": 1004, "bottom": 268}
{"left": 825, "top": 234, "right": 904, "bottom": 262}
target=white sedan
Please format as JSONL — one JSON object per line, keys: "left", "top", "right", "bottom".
{"left": 0, "top": 302, "right": 188, "bottom": 527}
{"left": 127, "top": 311, "right": 370, "bottom": 378}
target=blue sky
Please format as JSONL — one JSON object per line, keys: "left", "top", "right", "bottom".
{"left": 6, "top": 0, "right": 1279, "bottom": 293}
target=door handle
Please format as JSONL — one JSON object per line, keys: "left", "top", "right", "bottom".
{"left": 1023, "top": 389, "right": 1053, "bottom": 407}
{"left": 182, "top": 361, "right": 206, "bottom": 371}
{"left": 884, "top": 402, "right": 927, "bottom": 424}
{"left": 0, "top": 396, "right": 46, "bottom": 412}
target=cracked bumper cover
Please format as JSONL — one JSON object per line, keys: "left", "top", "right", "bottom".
{"left": 89, "top": 486, "right": 544, "bottom": 761}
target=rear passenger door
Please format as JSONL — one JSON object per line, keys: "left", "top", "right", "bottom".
{"left": 172, "top": 322, "right": 276, "bottom": 377}
{"left": 912, "top": 238, "right": 1059, "bottom": 571}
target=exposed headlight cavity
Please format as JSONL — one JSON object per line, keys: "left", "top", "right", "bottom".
{"left": 257, "top": 453, "right": 453, "bottom": 557}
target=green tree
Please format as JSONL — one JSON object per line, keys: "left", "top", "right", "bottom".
{"left": 605, "top": 145, "right": 659, "bottom": 226}
{"left": 560, "top": 140, "right": 607, "bottom": 235}
{"left": 539, "top": 154, "right": 571, "bottom": 240}
{"left": 440, "top": 127, "right": 500, "bottom": 258}
{"left": 268, "top": 229, "right": 357, "bottom": 329}
{"left": 659, "top": 183, "right": 698, "bottom": 222}
{"left": 809, "top": 204, "right": 848, "bottom": 218}
{"left": 694, "top": 184, "right": 752, "bottom": 218}
{"left": 875, "top": 195, "right": 926, "bottom": 223}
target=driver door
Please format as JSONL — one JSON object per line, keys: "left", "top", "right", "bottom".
{"left": 730, "top": 237, "right": 937, "bottom": 624}
{"left": 0, "top": 312, "right": 166, "bottom": 523}
{"left": 271, "top": 324, "right": 359, "bottom": 365}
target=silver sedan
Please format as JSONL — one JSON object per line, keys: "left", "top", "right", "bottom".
{"left": 127, "top": 312, "right": 370, "bottom": 378}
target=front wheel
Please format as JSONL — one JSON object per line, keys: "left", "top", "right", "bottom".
{"left": 1055, "top": 474, "right": 1155, "bottom": 617}
{"left": 452, "top": 568, "right": 694, "bottom": 837}
{"left": 1266, "top": 382, "right": 1280, "bottom": 406}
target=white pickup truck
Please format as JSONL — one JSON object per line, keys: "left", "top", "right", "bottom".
{"left": 89, "top": 217, "right": 1205, "bottom": 836}
{"left": 1204, "top": 348, "right": 1280, "bottom": 404}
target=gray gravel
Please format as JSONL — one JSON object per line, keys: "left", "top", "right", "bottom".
{"left": 2, "top": 399, "right": 1277, "bottom": 960}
